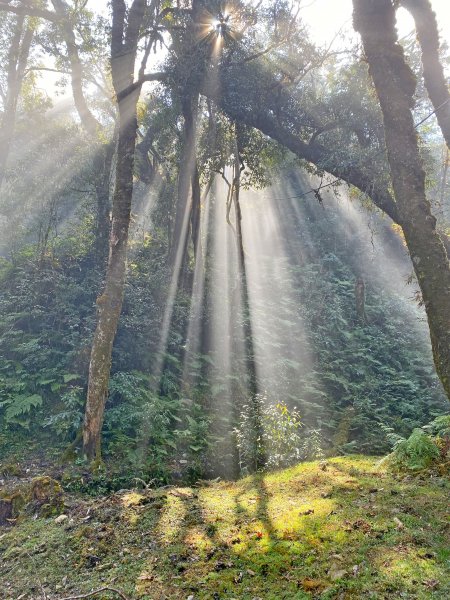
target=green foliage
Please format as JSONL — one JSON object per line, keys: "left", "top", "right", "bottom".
{"left": 104, "top": 371, "right": 178, "bottom": 478}
{"left": 386, "top": 428, "right": 440, "bottom": 471}
{"left": 0, "top": 393, "right": 42, "bottom": 427}
{"left": 43, "top": 387, "right": 84, "bottom": 438}
{"left": 383, "top": 413, "right": 450, "bottom": 472}
{"left": 101, "top": 371, "right": 211, "bottom": 483}
{"left": 235, "top": 395, "right": 303, "bottom": 472}
{"left": 0, "top": 251, "right": 99, "bottom": 438}
{"left": 302, "top": 428, "right": 325, "bottom": 461}
{"left": 423, "top": 414, "right": 450, "bottom": 438}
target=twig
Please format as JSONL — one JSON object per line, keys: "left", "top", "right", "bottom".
{"left": 59, "top": 587, "right": 130, "bottom": 600}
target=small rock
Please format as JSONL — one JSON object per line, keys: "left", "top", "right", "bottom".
{"left": 328, "top": 563, "right": 348, "bottom": 581}
{"left": 54, "top": 514, "right": 68, "bottom": 524}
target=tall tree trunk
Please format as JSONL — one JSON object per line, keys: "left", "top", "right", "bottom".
{"left": 0, "top": 13, "right": 34, "bottom": 187}
{"left": 353, "top": 0, "right": 450, "bottom": 399}
{"left": 169, "top": 92, "right": 199, "bottom": 272}
{"left": 400, "top": 0, "right": 450, "bottom": 149}
{"left": 83, "top": 89, "right": 140, "bottom": 461}
{"left": 83, "top": 0, "right": 147, "bottom": 461}
{"left": 191, "top": 163, "right": 202, "bottom": 261}
{"left": 439, "top": 147, "right": 449, "bottom": 212}
{"left": 93, "top": 143, "right": 115, "bottom": 267}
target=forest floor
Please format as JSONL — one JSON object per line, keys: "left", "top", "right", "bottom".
{"left": 0, "top": 456, "right": 449, "bottom": 600}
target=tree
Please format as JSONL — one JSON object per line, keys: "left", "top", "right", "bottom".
{"left": 0, "top": 10, "right": 35, "bottom": 187}
{"left": 83, "top": 0, "right": 167, "bottom": 461}
{"left": 0, "top": 0, "right": 114, "bottom": 262}
{"left": 400, "top": 0, "right": 450, "bottom": 149}
{"left": 352, "top": 0, "right": 450, "bottom": 397}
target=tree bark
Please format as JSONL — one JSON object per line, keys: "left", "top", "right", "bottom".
{"left": 83, "top": 93, "right": 139, "bottom": 461}
{"left": 83, "top": 0, "right": 147, "bottom": 461}
{"left": 353, "top": 0, "right": 450, "bottom": 399}
{"left": 93, "top": 143, "right": 114, "bottom": 267}
{"left": 191, "top": 163, "right": 202, "bottom": 260}
{"left": 169, "top": 92, "right": 200, "bottom": 271}
{"left": 400, "top": 0, "right": 450, "bottom": 149}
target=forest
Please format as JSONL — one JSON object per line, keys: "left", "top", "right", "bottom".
{"left": 0, "top": 0, "right": 449, "bottom": 598}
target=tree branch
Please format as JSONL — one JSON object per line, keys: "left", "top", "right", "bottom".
{"left": 0, "top": 0, "right": 59, "bottom": 22}
{"left": 59, "top": 587, "right": 130, "bottom": 600}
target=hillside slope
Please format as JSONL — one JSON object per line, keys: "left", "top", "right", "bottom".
{"left": 1, "top": 456, "right": 449, "bottom": 599}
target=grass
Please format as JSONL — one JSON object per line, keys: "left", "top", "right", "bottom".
{"left": 0, "top": 455, "right": 449, "bottom": 599}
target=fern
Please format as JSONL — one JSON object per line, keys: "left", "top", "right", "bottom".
{"left": 423, "top": 415, "right": 450, "bottom": 438}
{"left": 0, "top": 393, "right": 43, "bottom": 423}
{"left": 387, "top": 428, "right": 440, "bottom": 471}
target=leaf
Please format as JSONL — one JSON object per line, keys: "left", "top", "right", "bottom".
{"left": 189, "top": 445, "right": 202, "bottom": 452}
{"left": 38, "top": 378, "right": 56, "bottom": 386}
{"left": 63, "top": 373, "right": 79, "bottom": 383}
{"left": 3, "top": 394, "right": 42, "bottom": 422}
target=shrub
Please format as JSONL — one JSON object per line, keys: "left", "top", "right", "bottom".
{"left": 385, "top": 428, "right": 440, "bottom": 471}
{"left": 234, "top": 394, "right": 303, "bottom": 472}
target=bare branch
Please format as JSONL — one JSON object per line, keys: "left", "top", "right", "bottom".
{"left": 59, "top": 587, "right": 130, "bottom": 600}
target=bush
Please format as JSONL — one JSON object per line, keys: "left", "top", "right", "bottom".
{"left": 234, "top": 394, "right": 303, "bottom": 472}
{"left": 384, "top": 426, "right": 441, "bottom": 471}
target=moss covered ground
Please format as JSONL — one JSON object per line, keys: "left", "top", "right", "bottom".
{"left": 0, "top": 456, "right": 449, "bottom": 599}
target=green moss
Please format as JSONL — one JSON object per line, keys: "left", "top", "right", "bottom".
{"left": 29, "top": 476, "right": 64, "bottom": 517}
{"left": 31, "top": 476, "right": 63, "bottom": 503}
{"left": 0, "top": 456, "right": 449, "bottom": 599}
{"left": 9, "top": 492, "right": 26, "bottom": 516}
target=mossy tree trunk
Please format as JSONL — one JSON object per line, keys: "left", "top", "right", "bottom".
{"left": 82, "top": 0, "right": 147, "bottom": 462}
{"left": 353, "top": 0, "right": 450, "bottom": 399}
